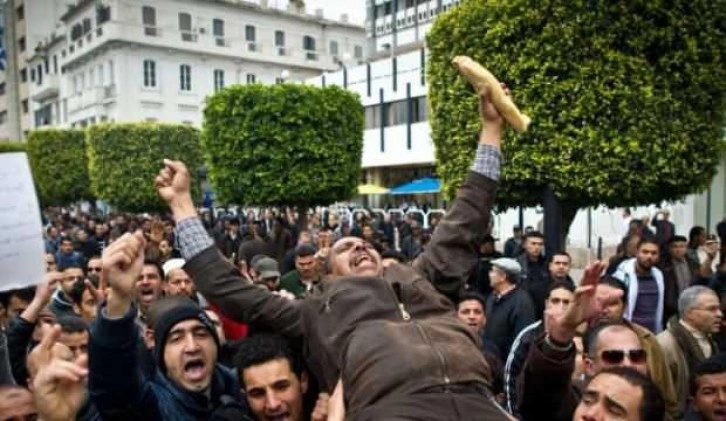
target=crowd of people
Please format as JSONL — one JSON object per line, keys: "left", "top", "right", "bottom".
{"left": 2, "top": 90, "right": 726, "bottom": 421}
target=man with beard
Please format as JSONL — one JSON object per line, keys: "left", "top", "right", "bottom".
{"left": 156, "top": 86, "right": 514, "bottom": 418}
{"left": 88, "top": 232, "right": 253, "bottom": 419}
{"left": 162, "top": 259, "right": 198, "bottom": 301}
{"left": 612, "top": 237, "right": 665, "bottom": 333}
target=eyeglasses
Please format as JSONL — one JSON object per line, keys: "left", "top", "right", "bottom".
{"left": 87, "top": 267, "right": 102, "bottom": 273}
{"left": 599, "top": 349, "right": 647, "bottom": 365}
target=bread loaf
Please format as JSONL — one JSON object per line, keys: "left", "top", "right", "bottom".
{"left": 452, "top": 56, "right": 531, "bottom": 133}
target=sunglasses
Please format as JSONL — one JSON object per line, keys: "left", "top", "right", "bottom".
{"left": 599, "top": 349, "right": 647, "bottom": 365}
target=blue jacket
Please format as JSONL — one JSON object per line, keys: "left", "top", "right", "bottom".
{"left": 89, "top": 304, "right": 252, "bottom": 421}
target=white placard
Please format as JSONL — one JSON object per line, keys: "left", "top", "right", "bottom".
{"left": 0, "top": 153, "right": 45, "bottom": 291}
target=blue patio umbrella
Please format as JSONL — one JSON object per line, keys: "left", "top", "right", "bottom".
{"left": 389, "top": 177, "right": 441, "bottom": 195}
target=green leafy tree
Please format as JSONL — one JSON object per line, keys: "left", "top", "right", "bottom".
{"left": 86, "top": 123, "right": 202, "bottom": 212}
{"left": 26, "top": 129, "right": 91, "bottom": 206}
{"left": 202, "top": 84, "right": 363, "bottom": 211}
{"left": 427, "top": 0, "right": 726, "bottom": 239}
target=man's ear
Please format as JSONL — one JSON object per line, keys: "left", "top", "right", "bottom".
{"left": 584, "top": 356, "right": 597, "bottom": 378}
{"left": 300, "top": 371, "right": 309, "bottom": 395}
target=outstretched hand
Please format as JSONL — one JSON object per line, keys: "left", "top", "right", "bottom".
{"left": 31, "top": 325, "right": 88, "bottom": 421}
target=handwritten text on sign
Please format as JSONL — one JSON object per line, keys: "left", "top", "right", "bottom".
{"left": 0, "top": 153, "right": 44, "bottom": 291}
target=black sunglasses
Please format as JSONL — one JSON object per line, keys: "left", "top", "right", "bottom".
{"left": 600, "top": 349, "right": 647, "bottom": 365}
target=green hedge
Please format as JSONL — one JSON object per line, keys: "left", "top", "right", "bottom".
{"left": 0, "top": 141, "right": 26, "bottom": 153}
{"left": 202, "top": 83, "right": 363, "bottom": 207}
{"left": 26, "top": 129, "right": 90, "bottom": 206}
{"left": 86, "top": 123, "right": 202, "bottom": 212}
{"left": 427, "top": 0, "right": 726, "bottom": 213}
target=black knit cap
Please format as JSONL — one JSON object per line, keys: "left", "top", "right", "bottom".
{"left": 154, "top": 302, "right": 220, "bottom": 373}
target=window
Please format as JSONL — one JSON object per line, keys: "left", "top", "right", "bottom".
{"left": 245, "top": 25, "right": 256, "bottom": 42}
{"left": 180, "top": 64, "right": 191, "bottom": 91}
{"left": 97, "top": 5, "right": 111, "bottom": 24}
{"left": 303, "top": 36, "right": 317, "bottom": 60}
{"left": 213, "top": 69, "right": 224, "bottom": 91}
{"left": 21, "top": 99, "right": 29, "bottom": 114}
{"left": 411, "top": 96, "right": 428, "bottom": 122}
{"left": 98, "top": 64, "right": 104, "bottom": 85}
{"left": 179, "top": 13, "right": 195, "bottom": 41}
{"left": 275, "top": 30, "right": 285, "bottom": 46}
{"left": 82, "top": 18, "right": 92, "bottom": 34}
{"left": 303, "top": 35, "right": 316, "bottom": 51}
{"left": 213, "top": 19, "right": 225, "bottom": 45}
{"left": 0, "top": 83, "right": 5, "bottom": 95}
{"left": 16, "top": 5, "right": 24, "bottom": 20}
{"left": 20, "top": 68, "right": 27, "bottom": 82}
{"left": 143, "top": 60, "right": 156, "bottom": 87}
{"left": 142, "top": 6, "right": 157, "bottom": 36}
{"left": 30, "top": 68, "right": 35, "bottom": 82}
{"left": 275, "top": 77, "right": 285, "bottom": 84}
{"left": 53, "top": 56, "right": 58, "bottom": 74}
{"left": 18, "top": 36, "right": 26, "bottom": 52}
{"left": 329, "top": 40, "right": 339, "bottom": 56}
{"left": 71, "top": 23, "right": 83, "bottom": 41}
{"left": 0, "top": 111, "right": 7, "bottom": 124}
{"left": 354, "top": 45, "right": 363, "bottom": 59}
{"left": 62, "top": 99, "right": 68, "bottom": 122}
{"left": 37, "top": 65, "right": 43, "bottom": 85}
{"left": 89, "top": 68, "right": 95, "bottom": 87}
{"left": 246, "top": 73, "right": 256, "bottom": 84}
{"left": 44, "top": 58, "right": 49, "bottom": 74}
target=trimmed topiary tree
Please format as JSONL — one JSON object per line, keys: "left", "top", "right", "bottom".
{"left": 86, "top": 123, "right": 202, "bottom": 212}
{"left": 0, "top": 142, "right": 26, "bottom": 153}
{"left": 427, "top": 0, "right": 726, "bottom": 240}
{"left": 202, "top": 83, "right": 364, "bottom": 209}
{"left": 26, "top": 129, "right": 91, "bottom": 206}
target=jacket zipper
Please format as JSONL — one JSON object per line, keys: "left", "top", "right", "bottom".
{"left": 390, "top": 282, "right": 450, "bottom": 385}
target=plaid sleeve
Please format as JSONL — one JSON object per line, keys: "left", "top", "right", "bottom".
{"left": 470, "top": 144, "right": 502, "bottom": 181}
{"left": 174, "top": 217, "right": 214, "bottom": 260}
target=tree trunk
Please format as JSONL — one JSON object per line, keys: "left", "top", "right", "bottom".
{"left": 560, "top": 203, "right": 579, "bottom": 252}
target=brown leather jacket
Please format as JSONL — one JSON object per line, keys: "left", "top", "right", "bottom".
{"left": 184, "top": 171, "right": 500, "bottom": 418}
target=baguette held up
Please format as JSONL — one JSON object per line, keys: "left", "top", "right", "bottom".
{"left": 452, "top": 56, "right": 531, "bottom": 133}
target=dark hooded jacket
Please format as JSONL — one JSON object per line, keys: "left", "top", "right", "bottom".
{"left": 88, "top": 304, "right": 252, "bottom": 421}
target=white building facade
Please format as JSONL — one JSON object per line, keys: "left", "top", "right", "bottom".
{"left": 19, "top": 0, "right": 366, "bottom": 130}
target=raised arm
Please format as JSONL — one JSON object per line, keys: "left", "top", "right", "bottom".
{"left": 88, "top": 231, "right": 161, "bottom": 419}
{"left": 155, "top": 160, "right": 303, "bottom": 338}
{"left": 413, "top": 89, "right": 505, "bottom": 302}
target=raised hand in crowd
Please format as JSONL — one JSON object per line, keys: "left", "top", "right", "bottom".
{"left": 155, "top": 159, "right": 197, "bottom": 221}
{"left": 546, "top": 261, "right": 621, "bottom": 345}
{"left": 20, "top": 271, "right": 63, "bottom": 324}
{"left": 31, "top": 325, "right": 88, "bottom": 421}
{"left": 101, "top": 230, "right": 147, "bottom": 318}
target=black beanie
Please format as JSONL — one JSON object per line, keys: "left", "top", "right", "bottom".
{"left": 154, "top": 303, "right": 220, "bottom": 373}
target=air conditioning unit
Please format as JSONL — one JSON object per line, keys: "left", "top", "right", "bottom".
{"left": 305, "top": 51, "right": 318, "bottom": 61}
{"left": 247, "top": 42, "right": 257, "bottom": 52}
{"left": 277, "top": 47, "right": 286, "bottom": 56}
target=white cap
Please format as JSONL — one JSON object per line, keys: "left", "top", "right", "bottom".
{"left": 162, "top": 258, "right": 186, "bottom": 277}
